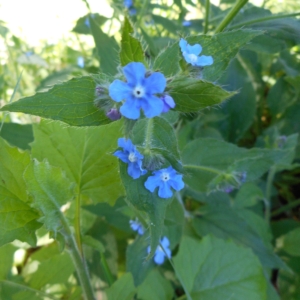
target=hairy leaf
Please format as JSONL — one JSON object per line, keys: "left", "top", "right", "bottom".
{"left": 0, "top": 76, "right": 110, "bottom": 126}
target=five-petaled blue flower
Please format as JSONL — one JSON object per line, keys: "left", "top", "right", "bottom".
{"left": 144, "top": 166, "right": 184, "bottom": 198}
{"left": 148, "top": 236, "right": 171, "bottom": 265}
{"left": 179, "top": 38, "right": 213, "bottom": 67}
{"left": 114, "top": 138, "right": 147, "bottom": 179}
{"left": 129, "top": 219, "right": 144, "bottom": 235}
{"left": 109, "top": 62, "right": 166, "bottom": 119}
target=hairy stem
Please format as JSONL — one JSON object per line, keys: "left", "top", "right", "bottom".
{"left": 215, "top": 0, "right": 248, "bottom": 33}
{"left": 74, "top": 193, "right": 83, "bottom": 256}
{"left": 61, "top": 216, "right": 95, "bottom": 300}
{"left": 204, "top": 0, "right": 211, "bottom": 34}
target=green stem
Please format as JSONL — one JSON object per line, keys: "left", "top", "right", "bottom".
{"left": 61, "top": 217, "right": 95, "bottom": 300}
{"left": 136, "top": 0, "right": 150, "bottom": 29}
{"left": 184, "top": 164, "right": 222, "bottom": 175}
{"left": 74, "top": 193, "right": 83, "bottom": 256}
{"left": 144, "top": 118, "right": 153, "bottom": 153}
{"left": 265, "top": 166, "right": 276, "bottom": 223}
{"left": 229, "top": 12, "right": 300, "bottom": 30}
{"left": 271, "top": 198, "right": 300, "bottom": 217}
{"left": 214, "top": 0, "right": 248, "bottom": 33}
{"left": 0, "top": 280, "right": 58, "bottom": 300}
{"left": 204, "top": 0, "right": 211, "bottom": 34}
{"left": 100, "top": 252, "right": 114, "bottom": 286}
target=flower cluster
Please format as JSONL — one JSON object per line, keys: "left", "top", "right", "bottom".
{"left": 114, "top": 137, "right": 184, "bottom": 198}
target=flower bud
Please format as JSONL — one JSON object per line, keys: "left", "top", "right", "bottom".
{"left": 161, "top": 94, "right": 175, "bottom": 113}
{"left": 106, "top": 108, "right": 121, "bottom": 121}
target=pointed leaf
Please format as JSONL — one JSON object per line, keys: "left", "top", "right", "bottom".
{"left": 90, "top": 17, "right": 119, "bottom": 75}
{"left": 120, "top": 17, "right": 145, "bottom": 66}
{"left": 31, "top": 120, "right": 124, "bottom": 205}
{"left": 168, "top": 77, "right": 234, "bottom": 113}
{"left": 0, "top": 76, "right": 110, "bottom": 126}
{"left": 0, "top": 138, "right": 40, "bottom": 247}
{"left": 174, "top": 235, "right": 267, "bottom": 299}
{"left": 24, "top": 160, "right": 74, "bottom": 233}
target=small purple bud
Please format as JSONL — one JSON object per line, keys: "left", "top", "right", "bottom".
{"left": 277, "top": 136, "right": 287, "bottom": 148}
{"left": 161, "top": 95, "right": 175, "bottom": 113}
{"left": 223, "top": 186, "right": 234, "bottom": 193}
{"left": 106, "top": 108, "right": 121, "bottom": 121}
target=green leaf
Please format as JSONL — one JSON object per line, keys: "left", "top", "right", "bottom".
{"left": 0, "top": 138, "right": 40, "bottom": 247}
{"left": 279, "top": 228, "right": 300, "bottom": 257}
{"left": 120, "top": 17, "right": 145, "bottom": 66}
{"left": 0, "top": 76, "right": 110, "bottom": 126}
{"left": 90, "top": 17, "right": 119, "bottom": 75}
{"left": 168, "top": 77, "right": 234, "bottom": 113}
{"left": 234, "top": 182, "right": 264, "bottom": 208}
{"left": 82, "top": 235, "right": 105, "bottom": 253}
{"left": 126, "top": 235, "right": 154, "bottom": 286}
{"left": 31, "top": 120, "right": 124, "bottom": 205}
{"left": 106, "top": 273, "right": 136, "bottom": 300}
{"left": 182, "top": 137, "right": 295, "bottom": 193}
{"left": 72, "top": 13, "right": 107, "bottom": 35}
{"left": 28, "top": 253, "right": 75, "bottom": 289}
{"left": 153, "top": 42, "right": 180, "bottom": 77}
{"left": 0, "top": 244, "right": 16, "bottom": 280}
{"left": 24, "top": 159, "right": 74, "bottom": 233}
{"left": 0, "top": 123, "right": 33, "bottom": 150}
{"left": 174, "top": 235, "right": 267, "bottom": 300}
{"left": 185, "top": 29, "right": 261, "bottom": 81}
{"left": 137, "top": 269, "right": 174, "bottom": 300}
{"left": 152, "top": 15, "right": 179, "bottom": 34}
{"left": 191, "top": 193, "right": 286, "bottom": 269}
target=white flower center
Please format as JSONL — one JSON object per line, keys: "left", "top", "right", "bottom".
{"left": 128, "top": 152, "right": 137, "bottom": 162}
{"left": 188, "top": 53, "right": 198, "bottom": 63}
{"left": 160, "top": 172, "right": 170, "bottom": 182}
{"left": 133, "top": 85, "right": 145, "bottom": 98}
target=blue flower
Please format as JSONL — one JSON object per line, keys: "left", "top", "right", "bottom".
{"left": 114, "top": 138, "right": 147, "bottom": 179}
{"left": 144, "top": 166, "right": 184, "bottom": 198}
{"left": 109, "top": 62, "right": 166, "bottom": 119}
{"left": 84, "top": 17, "right": 90, "bottom": 28}
{"left": 130, "top": 219, "right": 144, "bottom": 235}
{"left": 77, "top": 56, "right": 84, "bottom": 68}
{"left": 160, "top": 94, "right": 175, "bottom": 113}
{"left": 182, "top": 20, "right": 191, "bottom": 27}
{"left": 148, "top": 236, "right": 171, "bottom": 265}
{"left": 124, "top": 0, "right": 133, "bottom": 8}
{"left": 179, "top": 38, "right": 213, "bottom": 67}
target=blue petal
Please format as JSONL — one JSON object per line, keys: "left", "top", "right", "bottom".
{"left": 187, "top": 44, "right": 202, "bottom": 55}
{"left": 109, "top": 80, "right": 131, "bottom": 102}
{"left": 183, "top": 52, "right": 192, "bottom": 64}
{"left": 154, "top": 251, "right": 165, "bottom": 265}
{"left": 144, "top": 174, "right": 160, "bottom": 192}
{"left": 179, "top": 38, "right": 188, "bottom": 53}
{"left": 144, "top": 72, "right": 166, "bottom": 94}
{"left": 158, "top": 182, "right": 173, "bottom": 198}
{"left": 123, "top": 62, "right": 146, "bottom": 85}
{"left": 118, "top": 137, "right": 133, "bottom": 151}
{"left": 169, "top": 174, "right": 184, "bottom": 191}
{"left": 114, "top": 150, "right": 129, "bottom": 163}
{"left": 196, "top": 55, "right": 214, "bottom": 66}
{"left": 137, "top": 226, "right": 144, "bottom": 235}
{"left": 128, "top": 162, "right": 143, "bottom": 179}
{"left": 141, "top": 95, "right": 164, "bottom": 118}
{"left": 161, "top": 236, "right": 170, "bottom": 248}
{"left": 120, "top": 97, "right": 141, "bottom": 120}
